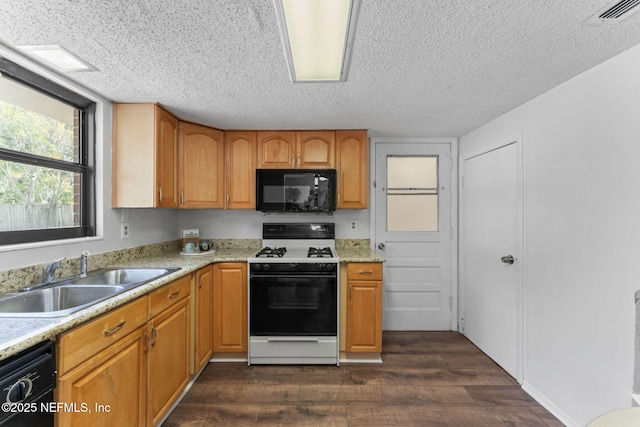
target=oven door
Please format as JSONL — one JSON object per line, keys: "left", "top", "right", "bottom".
{"left": 250, "top": 273, "right": 337, "bottom": 336}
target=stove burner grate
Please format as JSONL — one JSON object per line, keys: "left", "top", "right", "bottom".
{"left": 256, "top": 247, "right": 287, "bottom": 258}
{"left": 307, "top": 247, "right": 334, "bottom": 258}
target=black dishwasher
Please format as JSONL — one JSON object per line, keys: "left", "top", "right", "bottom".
{"left": 0, "top": 340, "right": 56, "bottom": 426}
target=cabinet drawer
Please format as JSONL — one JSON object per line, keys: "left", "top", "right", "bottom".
{"left": 347, "top": 263, "right": 382, "bottom": 280}
{"left": 57, "top": 296, "right": 148, "bottom": 375}
{"left": 149, "top": 274, "right": 191, "bottom": 318}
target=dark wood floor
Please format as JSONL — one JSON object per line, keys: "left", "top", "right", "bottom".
{"left": 163, "top": 332, "right": 563, "bottom": 426}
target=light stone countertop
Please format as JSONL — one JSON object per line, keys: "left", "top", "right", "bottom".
{"left": 336, "top": 248, "right": 385, "bottom": 263}
{"left": 0, "top": 246, "right": 383, "bottom": 361}
{"left": 0, "top": 248, "right": 254, "bottom": 361}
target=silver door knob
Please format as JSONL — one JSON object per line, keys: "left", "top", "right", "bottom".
{"left": 501, "top": 255, "right": 515, "bottom": 265}
{"left": 378, "top": 243, "right": 386, "bottom": 250}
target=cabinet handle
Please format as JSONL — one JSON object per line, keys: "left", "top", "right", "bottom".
{"left": 168, "top": 289, "right": 181, "bottom": 299}
{"left": 158, "top": 188, "right": 163, "bottom": 203}
{"left": 291, "top": 155, "right": 295, "bottom": 166}
{"left": 297, "top": 155, "right": 301, "bottom": 167}
{"left": 226, "top": 194, "right": 230, "bottom": 206}
{"left": 349, "top": 286, "right": 352, "bottom": 300}
{"left": 359, "top": 270, "right": 373, "bottom": 275}
{"left": 181, "top": 192, "right": 184, "bottom": 205}
{"left": 199, "top": 275, "right": 203, "bottom": 289}
{"left": 103, "top": 320, "right": 126, "bottom": 336}
{"left": 144, "top": 332, "right": 150, "bottom": 353}
{"left": 151, "top": 327, "right": 157, "bottom": 347}
{"left": 338, "top": 194, "right": 341, "bottom": 204}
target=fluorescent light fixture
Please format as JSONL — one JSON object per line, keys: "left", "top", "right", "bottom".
{"left": 274, "top": 0, "right": 360, "bottom": 82}
{"left": 17, "top": 45, "right": 98, "bottom": 72}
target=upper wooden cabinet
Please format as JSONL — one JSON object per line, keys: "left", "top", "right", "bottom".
{"left": 257, "top": 131, "right": 296, "bottom": 169}
{"left": 296, "top": 131, "right": 335, "bottom": 168}
{"left": 178, "top": 122, "right": 225, "bottom": 208}
{"left": 257, "top": 131, "right": 335, "bottom": 169}
{"left": 336, "top": 130, "right": 368, "bottom": 209}
{"left": 225, "top": 131, "right": 257, "bottom": 209}
{"left": 112, "top": 103, "right": 178, "bottom": 208}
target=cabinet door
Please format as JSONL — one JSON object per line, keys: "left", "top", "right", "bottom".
{"left": 336, "top": 130, "right": 368, "bottom": 209}
{"left": 296, "top": 131, "right": 335, "bottom": 169}
{"left": 148, "top": 297, "right": 190, "bottom": 426}
{"left": 346, "top": 280, "right": 382, "bottom": 352}
{"left": 156, "top": 105, "right": 179, "bottom": 208}
{"left": 194, "top": 266, "right": 213, "bottom": 372}
{"left": 56, "top": 326, "right": 148, "bottom": 427}
{"left": 178, "top": 122, "right": 225, "bottom": 208}
{"left": 257, "top": 131, "right": 296, "bottom": 168}
{"left": 225, "top": 131, "right": 256, "bottom": 209}
{"left": 213, "top": 263, "right": 247, "bottom": 352}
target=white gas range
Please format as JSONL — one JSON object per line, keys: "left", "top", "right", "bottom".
{"left": 247, "top": 223, "right": 339, "bottom": 365}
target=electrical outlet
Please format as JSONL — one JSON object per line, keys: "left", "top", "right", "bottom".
{"left": 121, "top": 223, "right": 130, "bottom": 239}
{"left": 349, "top": 220, "right": 358, "bottom": 231}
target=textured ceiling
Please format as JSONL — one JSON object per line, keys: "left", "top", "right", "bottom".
{"left": 2, "top": 0, "right": 640, "bottom": 138}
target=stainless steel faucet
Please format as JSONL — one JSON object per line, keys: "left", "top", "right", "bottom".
{"left": 43, "top": 257, "right": 65, "bottom": 283}
{"left": 80, "top": 251, "right": 89, "bottom": 277}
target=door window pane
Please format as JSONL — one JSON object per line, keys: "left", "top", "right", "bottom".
{"left": 387, "top": 156, "right": 438, "bottom": 232}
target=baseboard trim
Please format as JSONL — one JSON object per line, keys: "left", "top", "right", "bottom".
{"left": 522, "top": 381, "right": 581, "bottom": 427}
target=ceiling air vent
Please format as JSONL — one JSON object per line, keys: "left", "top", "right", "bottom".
{"left": 585, "top": 0, "right": 640, "bottom": 24}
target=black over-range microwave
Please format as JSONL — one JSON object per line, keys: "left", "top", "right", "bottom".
{"left": 256, "top": 169, "right": 337, "bottom": 213}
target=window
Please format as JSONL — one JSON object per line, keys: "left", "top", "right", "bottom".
{"left": 0, "top": 57, "right": 95, "bottom": 245}
{"left": 386, "top": 156, "right": 439, "bottom": 231}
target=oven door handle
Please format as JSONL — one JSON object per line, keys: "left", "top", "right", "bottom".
{"left": 267, "top": 337, "right": 320, "bottom": 342}
{"left": 250, "top": 274, "right": 337, "bottom": 279}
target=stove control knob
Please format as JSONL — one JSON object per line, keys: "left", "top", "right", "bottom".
{"left": 289, "top": 263, "right": 298, "bottom": 270}
{"left": 253, "top": 264, "right": 260, "bottom": 271}
{"left": 327, "top": 263, "right": 336, "bottom": 271}
{"left": 263, "top": 264, "right": 270, "bottom": 271}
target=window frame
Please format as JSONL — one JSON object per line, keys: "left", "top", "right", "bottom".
{"left": 0, "top": 56, "right": 96, "bottom": 245}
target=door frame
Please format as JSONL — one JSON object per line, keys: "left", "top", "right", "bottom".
{"left": 459, "top": 133, "right": 524, "bottom": 383}
{"left": 369, "top": 137, "right": 459, "bottom": 331}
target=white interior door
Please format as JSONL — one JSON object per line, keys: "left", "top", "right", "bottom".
{"left": 461, "top": 141, "right": 522, "bottom": 381}
{"left": 375, "top": 143, "right": 452, "bottom": 330}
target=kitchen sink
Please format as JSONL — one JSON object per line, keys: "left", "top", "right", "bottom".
{"left": 70, "top": 268, "right": 178, "bottom": 286}
{"left": 0, "top": 267, "right": 180, "bottom": 317}
{"left": 0, "top": 285, "right": 124, "bottom": 317}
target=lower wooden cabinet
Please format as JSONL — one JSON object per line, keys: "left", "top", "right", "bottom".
{"left": 56, "top": 275, "right": 191, "bottom": 427}
{"left": 193, "top": 265, "right": 213, "bottom": 373}
{"left": 346, "top": 262, "right": 383, "bottom": 353}
{"left": 213, "top": 262, "right": 247, "bottom": 352}
{"left": 147, "top": 295, "right": 190, "bottom": 426}
{"left": 56, "top": 325, "right": 148, "bottom": 427}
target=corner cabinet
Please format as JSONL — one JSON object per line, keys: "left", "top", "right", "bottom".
{"left": 225, "top": 131, "right": 257, "bottom": 209}
{"left": 213, "top": 262, "right": 247, "bottom": 352}
{"left": 346, "top": 262, "right": 383, "bottom": 353}
{"left": 336, "top": 130, "right": 368, "bottom": 209}
{"left": 178, "top": 122, "right": 225, "bottom": 208}
{"left": 112, "top": 103, "right": 178, "bottom": 208}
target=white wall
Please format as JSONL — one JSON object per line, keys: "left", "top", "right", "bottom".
{"left": 178, "top": 209, "right": 370, "bottom": 240}
{"left": 0, "top": 45, "right": 179, "bottom": 271}
{"left": 459, "top": 43, "right": 640, "bottom": 426}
